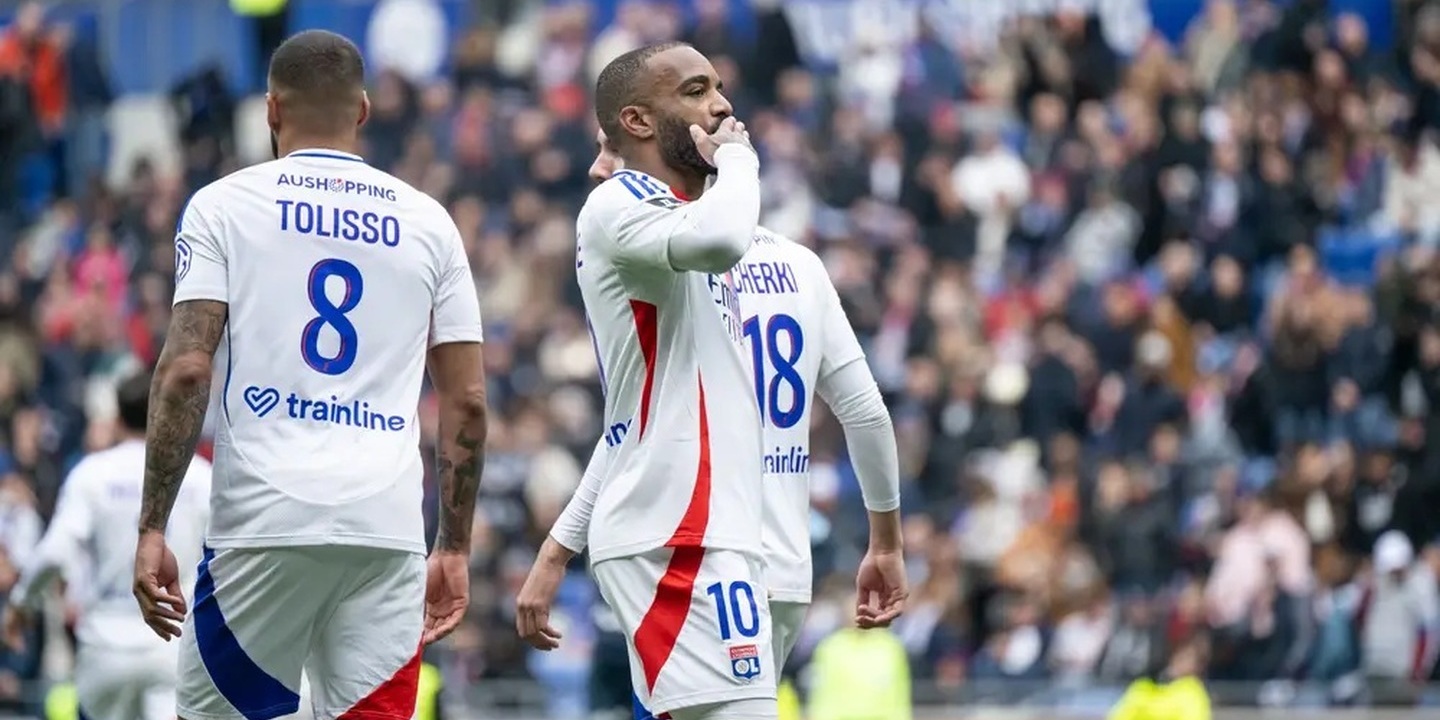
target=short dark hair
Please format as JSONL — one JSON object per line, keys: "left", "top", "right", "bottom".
{"left": 268, "top": 30, "right": 366, "bottom": 130}
{"left": 594, "top": 42, "right": 688, "bottom": 145}
{"left": 117, "top": 371, "right": 152, "bottom": 433}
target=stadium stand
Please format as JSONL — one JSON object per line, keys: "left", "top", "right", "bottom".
{"left": 4, "top": 0, "right": 1440, "bottom": 717}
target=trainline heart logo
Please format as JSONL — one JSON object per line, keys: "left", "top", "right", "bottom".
{"left": 244, "top": 386, "right": 280, "bottom": 418}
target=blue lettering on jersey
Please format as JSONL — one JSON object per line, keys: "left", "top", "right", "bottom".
{"left": 276, "top": 173, "right": 398, "bottom": 201}
{"left": 612, "top": 170, "right": 667, "bottom": 200}
{"left": 604, "top": 418, "right": 633, "bottom": 447}
{"left": 276, "top": 200, "right": 401, "bottom": 247}
{"left": 732, "top": 261, "right": 799, "bottom": 296}
{"left": 108, "top": 482, "right": 141, "bottom": 500}
{"left": 763, "top": 445, "right": 810, "bottom": 475}
{"left": 706, "top": 272, "right": 744, "bottom": 343}
{"left": 240, "top": 384, "right": 406, "bottom": 432}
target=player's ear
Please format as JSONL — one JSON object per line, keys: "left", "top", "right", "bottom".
{"left": 265, "top": 92, "right": 280, "bottom": 135}
{"left": 357, "top": 90, "right": 371, "bottom": 129}
{"left": 618, "top": 105, "right": 654, "bottom": 141}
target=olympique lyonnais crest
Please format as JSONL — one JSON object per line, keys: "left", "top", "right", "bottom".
{"left": 729, "top": 644, "right": 761, "bottom": 682}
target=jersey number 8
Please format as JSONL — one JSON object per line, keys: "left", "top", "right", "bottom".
{"left": 301, "top": 258, "right": 364, "bottom": 376}
{"left": 742, "top": 313, "right": 806, "bottom": 429}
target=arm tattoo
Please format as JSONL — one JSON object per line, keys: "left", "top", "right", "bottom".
{"left": 140, "top": 300, "right": 226, "bottom": 533}
{"left": 434, "top": 405, "right": 487, "bottom": 552}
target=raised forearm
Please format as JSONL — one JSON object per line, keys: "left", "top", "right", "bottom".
{"left": 140, "top": 301, "right": 225, "bottom": 533}
{"left": 434, "top": 390, "right": 488, "bottom": 552}
{"left": 664, "top": 145, "right": 760, "bottom": 273}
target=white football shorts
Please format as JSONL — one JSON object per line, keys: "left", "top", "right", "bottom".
{"left": 75, "top": 642, "right": 177, "bottom": 720}
{"left": 176, "top": 545, "right": 425, "bottom": 720}
{"left": 593, "top": 547, "right": 777, "bottom": 716}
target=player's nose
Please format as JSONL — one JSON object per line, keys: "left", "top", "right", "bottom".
{"left": 589, "top": 156, "right": 613, "bottom": 184}
{"left": 709, "top": 91, "right": 733, "bottom": 121}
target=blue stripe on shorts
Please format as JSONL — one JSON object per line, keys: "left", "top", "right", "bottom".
{"left": 633, "top": 691, "right": 661, "bottom": 720}
{"left": 193, "top": 547, "right": 300, "bottom": 720}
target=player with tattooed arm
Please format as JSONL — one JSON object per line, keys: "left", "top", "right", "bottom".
{"left": 132, "top": 30, "right": 487, "bottom": 720}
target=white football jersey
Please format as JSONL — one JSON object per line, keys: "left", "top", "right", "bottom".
{"left": 12, "top": 440, "right": 211, "bottom": 648}
{"left": 575, "top": 170, "right": 764, "bottom": 563}
{"left": 736, "top": 229, "right": 865, "bottom": 603}
{"left": 173, "top": 149, "right": 483, "bottom": 554}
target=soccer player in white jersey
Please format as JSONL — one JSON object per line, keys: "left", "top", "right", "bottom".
{"left": 129, "top": 30, "right": 488, "bottom": 720}
{"left": 2, "top": 372, "right": 211, "bottom": 720}
{"left": 522, "top": 43, "right": 772, "bottom": 720}
{"left": 518, "top": 130, "right": 910, "bottom": 718}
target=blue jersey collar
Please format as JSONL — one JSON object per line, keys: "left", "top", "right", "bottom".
{"left": 286, "top": 149, "right": 365, "bottom": 163}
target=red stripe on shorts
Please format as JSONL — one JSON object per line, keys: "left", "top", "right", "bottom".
{"left": 634, "top": 375, "right": 715, "bottom": 692}
{"left": 337, "top": 645, "right": 421, "bottom": 719}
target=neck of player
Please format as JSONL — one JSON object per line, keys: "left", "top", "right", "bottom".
{"left": 670, "top": 171, "right": 708, "bottom": 201}
{"left": 628, "top": 153, "right": 708, "bottom": 201}
{"left": 277, "top": 133, "right": 361, "bottom": 159}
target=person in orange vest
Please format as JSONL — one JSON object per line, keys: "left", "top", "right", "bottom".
{"left": 0, "top": 2, "right": 67, "bottom": 203}
{"left": 0, "top": 2, "right": 65, "bottom": 137}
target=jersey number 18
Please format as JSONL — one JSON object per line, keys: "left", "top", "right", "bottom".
{"left": 742, "top": 313, "right": 806, "bottom": 429}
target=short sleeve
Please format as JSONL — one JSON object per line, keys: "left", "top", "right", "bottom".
{"left": 429, "top": 226, "right": 484, "bottom": 347}
{"left": 172, "top": 191, "right": 228, "bottom": 305}
{"left": 815, "top": 259, "right": 866, "bottom": 380}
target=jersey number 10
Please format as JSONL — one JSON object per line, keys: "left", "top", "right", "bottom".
{"left": 706, "top": 580, "right": 761, "bottom": 641}
{"left": 742, "top": 313, "right": 806, "bottom": 429}
{"left": 301, "top": 258, "right": 364, "bottom": 376}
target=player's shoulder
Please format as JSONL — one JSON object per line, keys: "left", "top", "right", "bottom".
{"left": 206, "top": 159, "right": 286, "bottom": 197}
{"left": 581, "top": 171, "right": 681, "bottom": 227}
{"left": 180, "top": 169, "right": 252, "bottom": 224}
{"left": 362, "top": 166, "right": 463, "bottom": 246}
{"left": 752, "top": 226, "right": 826, "bottom": 272}
{"left": 181, "top": 160, "right": 295, "bottom": 228}
{"left": 61, "top": 445, "right": 125, "bottom": 493}
{"left": 361, "top": 165, "right": 450, "bottom": 224}
{"left": 62, "top": 451, "right": 103, "bottom": 483}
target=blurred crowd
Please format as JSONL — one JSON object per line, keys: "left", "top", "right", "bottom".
{"left": 3, "top": 0, "right": 1440, "bottom": 714}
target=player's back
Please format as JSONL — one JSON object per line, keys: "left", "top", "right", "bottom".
{"left": 176, "top": 150, "right": 466, "bottom": 553}
{"left": 574, "top": 171, "right": 764, "bottom": 562}
{"left": 62, "top": 441, "right": 211, "bottom": 648}
{"left": 733, "top": 228, "right": 865, "bottom": 603}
